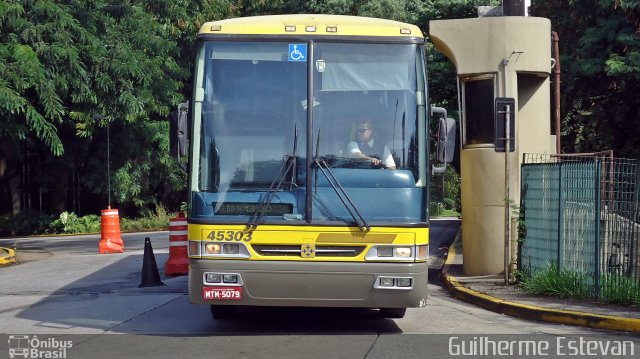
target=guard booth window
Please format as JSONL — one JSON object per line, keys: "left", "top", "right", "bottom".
{"left": 462, "top": 77, "right": 495, "bottom": 146}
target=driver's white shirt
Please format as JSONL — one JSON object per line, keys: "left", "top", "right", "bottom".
{"left": 347, "top": 139, "right": 396, "bottom": 168}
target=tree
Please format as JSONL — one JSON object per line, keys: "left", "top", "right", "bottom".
{"left": 0, "top": 0, "right": 233, "bottom": 216}
{"left": 531, "top": 0, "right": 640, "bottom": 157}
{"left": 0, "top": 0, "right": 87, "bottom": 156}
{"left": 1, "top": 0, "right": 96, "bottom": 214}
{"left": 10, "top": 0, "right": 634, "bottom": 220}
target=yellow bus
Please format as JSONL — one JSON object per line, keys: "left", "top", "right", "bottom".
{"left": 180, "top": 14, "right": 454, "bottom": 319}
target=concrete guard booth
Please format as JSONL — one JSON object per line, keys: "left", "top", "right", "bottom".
{"left": 430, "top": 17, "right": 556, "bottom": 276}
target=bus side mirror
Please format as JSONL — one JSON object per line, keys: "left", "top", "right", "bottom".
{"left": 170, "top": 102, "right": 189, "bottom": 158}
{"left": 432, "top": 117, "right": 456, "bottom": 175}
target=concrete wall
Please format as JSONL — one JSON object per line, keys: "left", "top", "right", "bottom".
{"left": 430, "top": 17, "right": 555, "bottom": 275}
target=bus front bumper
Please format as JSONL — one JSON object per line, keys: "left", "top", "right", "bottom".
{"left": 188, "top": 259, "right": 428, "bottom": 308}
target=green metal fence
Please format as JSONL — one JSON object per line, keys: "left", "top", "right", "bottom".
{"left": 519, "top": 153, "right": 639, "bottom": 298}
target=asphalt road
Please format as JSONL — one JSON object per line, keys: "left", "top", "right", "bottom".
{"left": 1, "top": 220, "right": 638, "bottom": 359}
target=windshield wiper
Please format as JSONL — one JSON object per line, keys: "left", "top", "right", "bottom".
{"left": 247, "top": 124, "right": 298, "bottom": 230}
{"left": 313, "top": 130, "right": 370, "bottom": 232}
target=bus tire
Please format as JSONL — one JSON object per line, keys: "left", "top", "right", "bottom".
{"left": 380, "top": 308, "right": 406, "bottom": 319}
{"left": 210, "top": 305, "right": 238, "bottom": 320}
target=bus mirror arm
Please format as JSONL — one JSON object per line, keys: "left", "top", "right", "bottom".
{"left": 431, "top": 117, "right": 456, "bottom": 176}
{"left": 431, "top": 106, "right": 447, "bottom": 119}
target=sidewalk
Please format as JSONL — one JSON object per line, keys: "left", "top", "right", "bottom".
{"left": 441, "top": 232, "right": 640, "bottom": 334}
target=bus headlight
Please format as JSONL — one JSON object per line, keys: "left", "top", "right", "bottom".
{"left": 377, "top": 247, "right": 393, "bottom": 257}
{"left": 203, "top": 272, "right": 244, "bottom": 286}
{"left": 379, "top": 277, "right": 395, "bottom": 287}
{"left": 205, "top": 243, "right": 222, "bottom": 254}
{"left": 395, "top": 247, "right": 412, "bottom": 258}
{"left": 396, "top": 277, "right": 412, "bottom": 287}
{"left": 223, "top": 244, "right": 240, "bottom": 255}
{"left": 365, "top": 245, "right": 427, "bottom": 262}
{"left": 374, "top": 276, "right": 413, "bottom": 290}
{"left": 205, "top": 273, "right": 222, "bottom": 283}
{"left": 374, "top": 246, "right": 412, "bottom": 259}
{"left": 201, "top": 242, "right": 250, "bottom": 258}
{"left": 223, "top": 274, "right": 239, "bottom": 283}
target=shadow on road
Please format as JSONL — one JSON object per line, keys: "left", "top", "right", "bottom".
{"left": 201, "top": 306, "right": 403, "bottom": 334}
{"left": 13, "top": 252, "right": 403, "bottom": 334}
{"left": 12, "top": 221, "right": 459, "bottom": 335}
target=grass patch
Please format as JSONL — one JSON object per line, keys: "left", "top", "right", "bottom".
{"left": 600, "top": 274, "right": 640, "bottom": 306}
{"left": 438, "top": 209, "right": 460, "bottom": 218}
{"left": 519, "top": 264, "right": 593, "bottom": 299}
{"left": 518, "top": 264, "right": 640, "bottom": 306}
{"left": 429, "top": 202, "right": 460, "bottom": 218}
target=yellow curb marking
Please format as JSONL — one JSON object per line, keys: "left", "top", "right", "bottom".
{"left": 441, "top": 228, "right": 640, "bottom": 333}
{"left": 0, "top": 247, "right": 16, "bottom": 266}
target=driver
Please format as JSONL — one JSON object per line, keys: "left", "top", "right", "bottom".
{"left": 347, "top": 119, "right": 396, "bottom": 169}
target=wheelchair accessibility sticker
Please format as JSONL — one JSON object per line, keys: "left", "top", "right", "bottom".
{"left": 288, "top": 44, "right": 307, "bottom": 62}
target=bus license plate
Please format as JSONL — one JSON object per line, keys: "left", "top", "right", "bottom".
{"left": 203, "top": 286, "right": 242, "bottom": 300}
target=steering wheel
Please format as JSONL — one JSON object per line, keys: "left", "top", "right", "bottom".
{"left": 319, "top": 156, "right": 385, "bottom": 169}
{"left": 351, "top": 157, "right": 385, "bottom": 169}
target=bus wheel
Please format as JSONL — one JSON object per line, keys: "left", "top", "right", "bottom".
{"left": 210, "top": 305, "right": 238, "bottom": 320}
{"left": 380, "top": 308, "right": 406, "bottom": 319}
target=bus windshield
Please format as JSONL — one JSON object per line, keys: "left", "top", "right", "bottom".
{"left": 199, "top": 41, "right": 307, "bottom": 192}
{"left": 312, "top": 42, "right": 419, "bottom": 174}
{"left": 195, "top": 40, "right": 425, "bottom": 223}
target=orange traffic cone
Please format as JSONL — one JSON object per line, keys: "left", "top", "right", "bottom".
{"left": 99, "top": 206, "right": 124, "bottom": 254}
{"left": 164, "top": 212, "right": 188, "bottom": 276}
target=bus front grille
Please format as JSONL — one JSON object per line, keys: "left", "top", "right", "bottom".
{"left": 252, "top": 245, "right": 366, "bottom": 257}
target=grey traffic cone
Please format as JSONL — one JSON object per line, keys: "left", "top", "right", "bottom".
{"left": 139, "top": 237, "right": 165, "bottom": 287}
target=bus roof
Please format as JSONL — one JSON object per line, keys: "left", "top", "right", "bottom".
{"left": 199, "top": 14, "right": 424, "bottom": 38}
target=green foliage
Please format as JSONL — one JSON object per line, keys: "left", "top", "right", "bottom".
{"left": 443, "top": 197, "right": 456, "bottom": 210}
{"left": 429, "top": 201, "right": 446, "bottom": 216}
{"left": 4, "top": 0, "right": 636, "bottom": 220}
{"left": 0, "top": 213, "right": 55, "bottom": 237}
{"left": 0, "top": 0, "right": 230, "bottom": 216}
{"left": 443, "top": 165, "right": 461, "bottom": 203}
{"left": 600, "top": 274, "right": 640, "bottom": 306}
{"left": 120, "top": 205, "right": 171, "bottom": 232}
{"left": 0, "top": 1, "right": 79, "bottom": 156}
{"left": 1, "top": 0, "right": 482, "bottom": 218}
{"left": 508, "top": 199, "right": 526, "bottom": 244}
{"left": 0, "top": 205, "right": 172, "bottom": 236}
{"left": 430, "top": 166, "right": 461, "bottom": 213}
{"left": 519, "top": 264, "right": 640, "bottom": 306}
{"left": 49, "top": 211, "right": 101, "bottom": 234}
{"left": 519, "top": 264, "right": 593, "bottom": 299}
{"left": 531, "top": 0, "right": 640, "bottom": 157}
{"left": 80, "top": 119, "right": 187, "bottom": 213}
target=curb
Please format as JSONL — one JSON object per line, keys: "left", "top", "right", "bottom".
{"left": 0, "top": 247, "right": 16, "bottom": 267}
{"left": 0, "top": 229, "right": 169, "bottom": 240}
{"left": 440, "top": 231, "right": 640, "bottom": 334}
